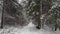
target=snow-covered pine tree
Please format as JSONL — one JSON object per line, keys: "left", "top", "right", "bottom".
{"left": 41, "top": 0, "right": 53, "bottom": 29}
{"left": 25, "top": 0, "right": 41, "bottom": 29}
{"left": 25, "top": 0, "right": 53, "bottom": 29}
{"left": 45, "top": 2, "right": 60, "bottom": 31}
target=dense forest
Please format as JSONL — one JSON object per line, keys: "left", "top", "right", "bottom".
{"left": 0, "top": 0, "right": 60, "bottom": 31}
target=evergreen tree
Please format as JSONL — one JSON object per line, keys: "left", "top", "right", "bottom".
{"left": 26, "top": 0, "right": 53, "bottom": 29}
{"left": 25, "top": 0, "right": 41, "bottom": 29}
{"left": 45, "top": 3, "right": 60, "bottom": 31}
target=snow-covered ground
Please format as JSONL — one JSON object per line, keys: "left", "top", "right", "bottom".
{"left": 0, "top": 22, "right": 60, "bottom": 34}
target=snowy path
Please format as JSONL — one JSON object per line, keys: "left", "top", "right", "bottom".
{"left": 0, "top": 22, "right": 60, "bottom": 34}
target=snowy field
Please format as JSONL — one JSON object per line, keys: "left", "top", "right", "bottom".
{"left": 0, "top": 22, "right": 60, "bottom": 34}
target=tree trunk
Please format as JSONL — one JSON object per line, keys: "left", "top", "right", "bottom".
{"left": 36, "top": 0, "right": 41, "bottom": 29}
{"left": 55, "top": 23, "right": 58, "bottom": 31}
{"left": 0, "top": 0, "right": 4, "bottom": 29}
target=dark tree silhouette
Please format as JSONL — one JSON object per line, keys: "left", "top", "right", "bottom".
{"left": 0, "top": 0, "right": 4, "bottom": 29}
